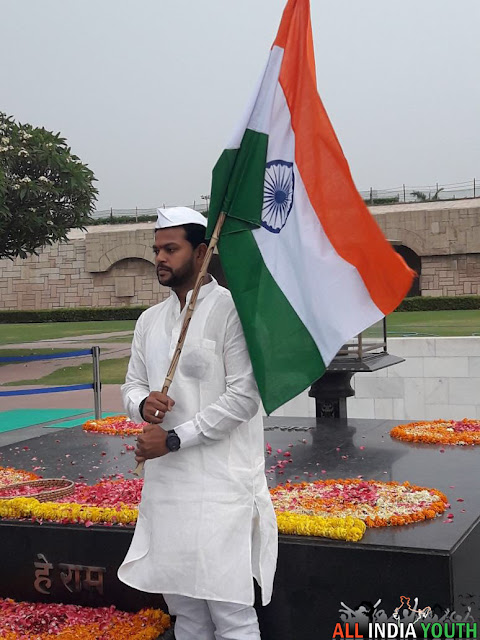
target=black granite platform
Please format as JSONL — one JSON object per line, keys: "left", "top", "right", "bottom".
{"left": 0, "top": 417, "right": 479, "bottom": 640}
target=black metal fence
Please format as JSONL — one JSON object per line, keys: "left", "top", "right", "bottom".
{"left": 93, "top": 179, "right": 479, "bottom": 221}
{"left": 358, "top": 179, "right": 479, "bottom": 206}
{"left": 92, "top": 202, "right": 208, "bottom": 222}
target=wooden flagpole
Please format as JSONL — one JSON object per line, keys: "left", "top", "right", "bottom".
{"left": 134, "top": 212, "right": 226, "bottom": 475}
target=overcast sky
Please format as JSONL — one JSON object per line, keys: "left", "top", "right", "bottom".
{"left": 2, "top": 0, "right": 479, "bottom": 211}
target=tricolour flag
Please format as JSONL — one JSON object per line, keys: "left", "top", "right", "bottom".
{"left": 207, "top": 0, "right": 414, "bottom": 415}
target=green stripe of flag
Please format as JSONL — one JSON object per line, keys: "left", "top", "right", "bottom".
{"left": 209, "top": 127, "right": 326, "bottom": 414}
{"left": 219, "top": 229, "right": 326, "bottom": 414}
{"left": 207, "top": 129, "right": 268, "bottom": 238}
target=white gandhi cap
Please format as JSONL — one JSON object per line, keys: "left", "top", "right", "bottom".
{"left": 155, "top": 207, "right": 207, "bottom": 230}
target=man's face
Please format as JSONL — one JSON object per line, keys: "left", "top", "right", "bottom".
{"left": 153, "top": 227, "right": 197, "bottom": 288}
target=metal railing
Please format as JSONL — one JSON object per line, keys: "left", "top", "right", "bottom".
{"left": 358, "top": 179, "right": 479, "bottom": 205}
{"left": 93, "top": 179, "right": 479, "bottom": 221}
{"left": 0, "top": 347, "right": 102, "bottom": 419}
{"left": 92, "top": 202, "right": 208, "bottom": 222}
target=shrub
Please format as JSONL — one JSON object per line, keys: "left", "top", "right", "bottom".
{"left": 396, "top": 296, "right": 480, "bottom": 312}
{"left": 0, "top": 306, "right": 147, "bottom": 324}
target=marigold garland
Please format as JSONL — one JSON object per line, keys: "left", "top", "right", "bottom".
{"left": 276, "top": 512, "right": 366, "bottom": 541}
{"left": 83, "top": 415, "right": 145, "bottom": 436}
{"left": 0, "top": 598, "right": 170, "bottom": 639}
{"left": 391, "top": 419, "right": 480, "bottom": 446}
{"left": 0, "top": 496, "right": 139, "bottom": 526}
{"left": 270, "top": 479, "right": 448, "bottom": 528}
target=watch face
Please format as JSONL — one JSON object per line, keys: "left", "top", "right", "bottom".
{"left": 167, "top": 431, "right": 181, "bottom": 452}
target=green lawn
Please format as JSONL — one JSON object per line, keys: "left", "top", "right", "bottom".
{"left": 1, "top": 311, "right": 479, "bottom": 386}
{"left": 7, "top": 356, "right": 130, "bottom": 386}
{"left": 0, "top": 321, "right": 136, "bottom": 346}
{"left": 386, "top": 310, "right": 480, "bottom": 337}
{"left": 1, "top": 311, "right": 478, "bottom": 347}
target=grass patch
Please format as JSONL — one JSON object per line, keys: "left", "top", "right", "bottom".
{"left": 0, "top": 321, "right": 136, "bottom": 346}
{"left": 6, "top": 356, "right": 130, "bottom": 386}
{"left": 387, "top": 310, "right": 480, "bottom": 337}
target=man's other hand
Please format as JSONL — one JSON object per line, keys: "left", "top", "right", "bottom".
{"left": 143, "top": 391, "right": 175, "bottom": 424}
{"left": 135, "top": 423, "right": 169, "bottom": 461}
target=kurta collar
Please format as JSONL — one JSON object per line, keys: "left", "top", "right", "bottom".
{"left": 169, "top": 275, "right": 218, "bottom": 311}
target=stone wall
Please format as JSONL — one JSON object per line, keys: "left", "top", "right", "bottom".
{"left": 0, "top": 229, "right": 169, "bottom": 310}
{"left": 421, "top": 254, "right": 480, "bottom": 296}
{"left": 373, "top": 200, "right": 480, "bottom": 257}
{"left": 0, "top": 200, "right": 479, "bottom": 310}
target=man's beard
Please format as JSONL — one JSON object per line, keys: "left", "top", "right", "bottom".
{"left": 156, "top": 257, "right": 195, "bottom": 288}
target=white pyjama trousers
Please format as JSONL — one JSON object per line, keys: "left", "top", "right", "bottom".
{"left": 163, "top": 593, "right": 261, "bottom": 640}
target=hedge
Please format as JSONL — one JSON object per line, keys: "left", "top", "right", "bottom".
{"left": 396, "top": 295, "right": 480, "bottom": 312}
{"left": 0, "top": 296, "right": 479, "bottom": 323}
{"left": 0, "top": 306, "right": 148, "bottom": 324}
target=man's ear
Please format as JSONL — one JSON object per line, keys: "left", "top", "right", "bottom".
{"left": 195, "top": 242, "right": 208, "bottom": 263}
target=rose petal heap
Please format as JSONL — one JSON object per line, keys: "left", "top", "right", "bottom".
{"left": 83, "top": 416, "right": 145, "bottom": 436}
{"left": 270, "top": 479, "right": 447, "bottom": 529}
{"left": 59, "top": 478, "right": 143, "bottom": 508}
{"left": 0, "top": 466, "right": 39, "bottom": 488}
{"left": 391, "top": 419, "right": 480, "bottom": 446}
{"left": 0, "top": 484, "right": 59, "bottom": 499}
{"left": 0, "top": 598, "right": 170, "bottom": 639}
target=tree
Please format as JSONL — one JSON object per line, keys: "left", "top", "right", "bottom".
{"left": 411, "top": 187, "right": 444, "bottom": 203}
{"left": 0, "top": 113, "right": 97, "bottom": 259}
{"left": 411, "top": 190, "right": 428, "bottom": 202}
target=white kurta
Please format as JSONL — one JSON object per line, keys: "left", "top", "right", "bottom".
{"left": 118, "top": 278, "right": 278, "bottom": 606}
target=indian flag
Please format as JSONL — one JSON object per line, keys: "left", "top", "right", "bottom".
{"left": 207, "top": 0, "right": 414, "bottom": 415}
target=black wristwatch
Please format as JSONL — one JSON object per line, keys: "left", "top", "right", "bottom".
{"left": 166, "top": 429, "right": 181, "bottom": 452}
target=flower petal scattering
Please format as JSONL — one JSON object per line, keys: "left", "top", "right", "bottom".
{"left": 391, "top": 419, "right": 480, "bottom": 446}
{"left": 0, "top": 598, "right": 170, "bottom": 639}
{"left": 0, "top": 466, "right": 39, "bottom": 488}
{"left": 0, "top": 470, "right": 446, "bottom": 539}
{"left": 83, "top": 416, "right": 146, "bottom": 436}
{"left": 270, "top": 479, "right": 448, "bottom": 528}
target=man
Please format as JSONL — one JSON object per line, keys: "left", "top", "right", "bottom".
{"left": 118, "top": 207, "right": 278, "bottom": 640}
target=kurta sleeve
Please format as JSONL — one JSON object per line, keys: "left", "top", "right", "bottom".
{"left": 175, "top": 307, "right": 261, "bottom": 448}
{"left": 121, "top": 314, "right": 150, "bottom": 424}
